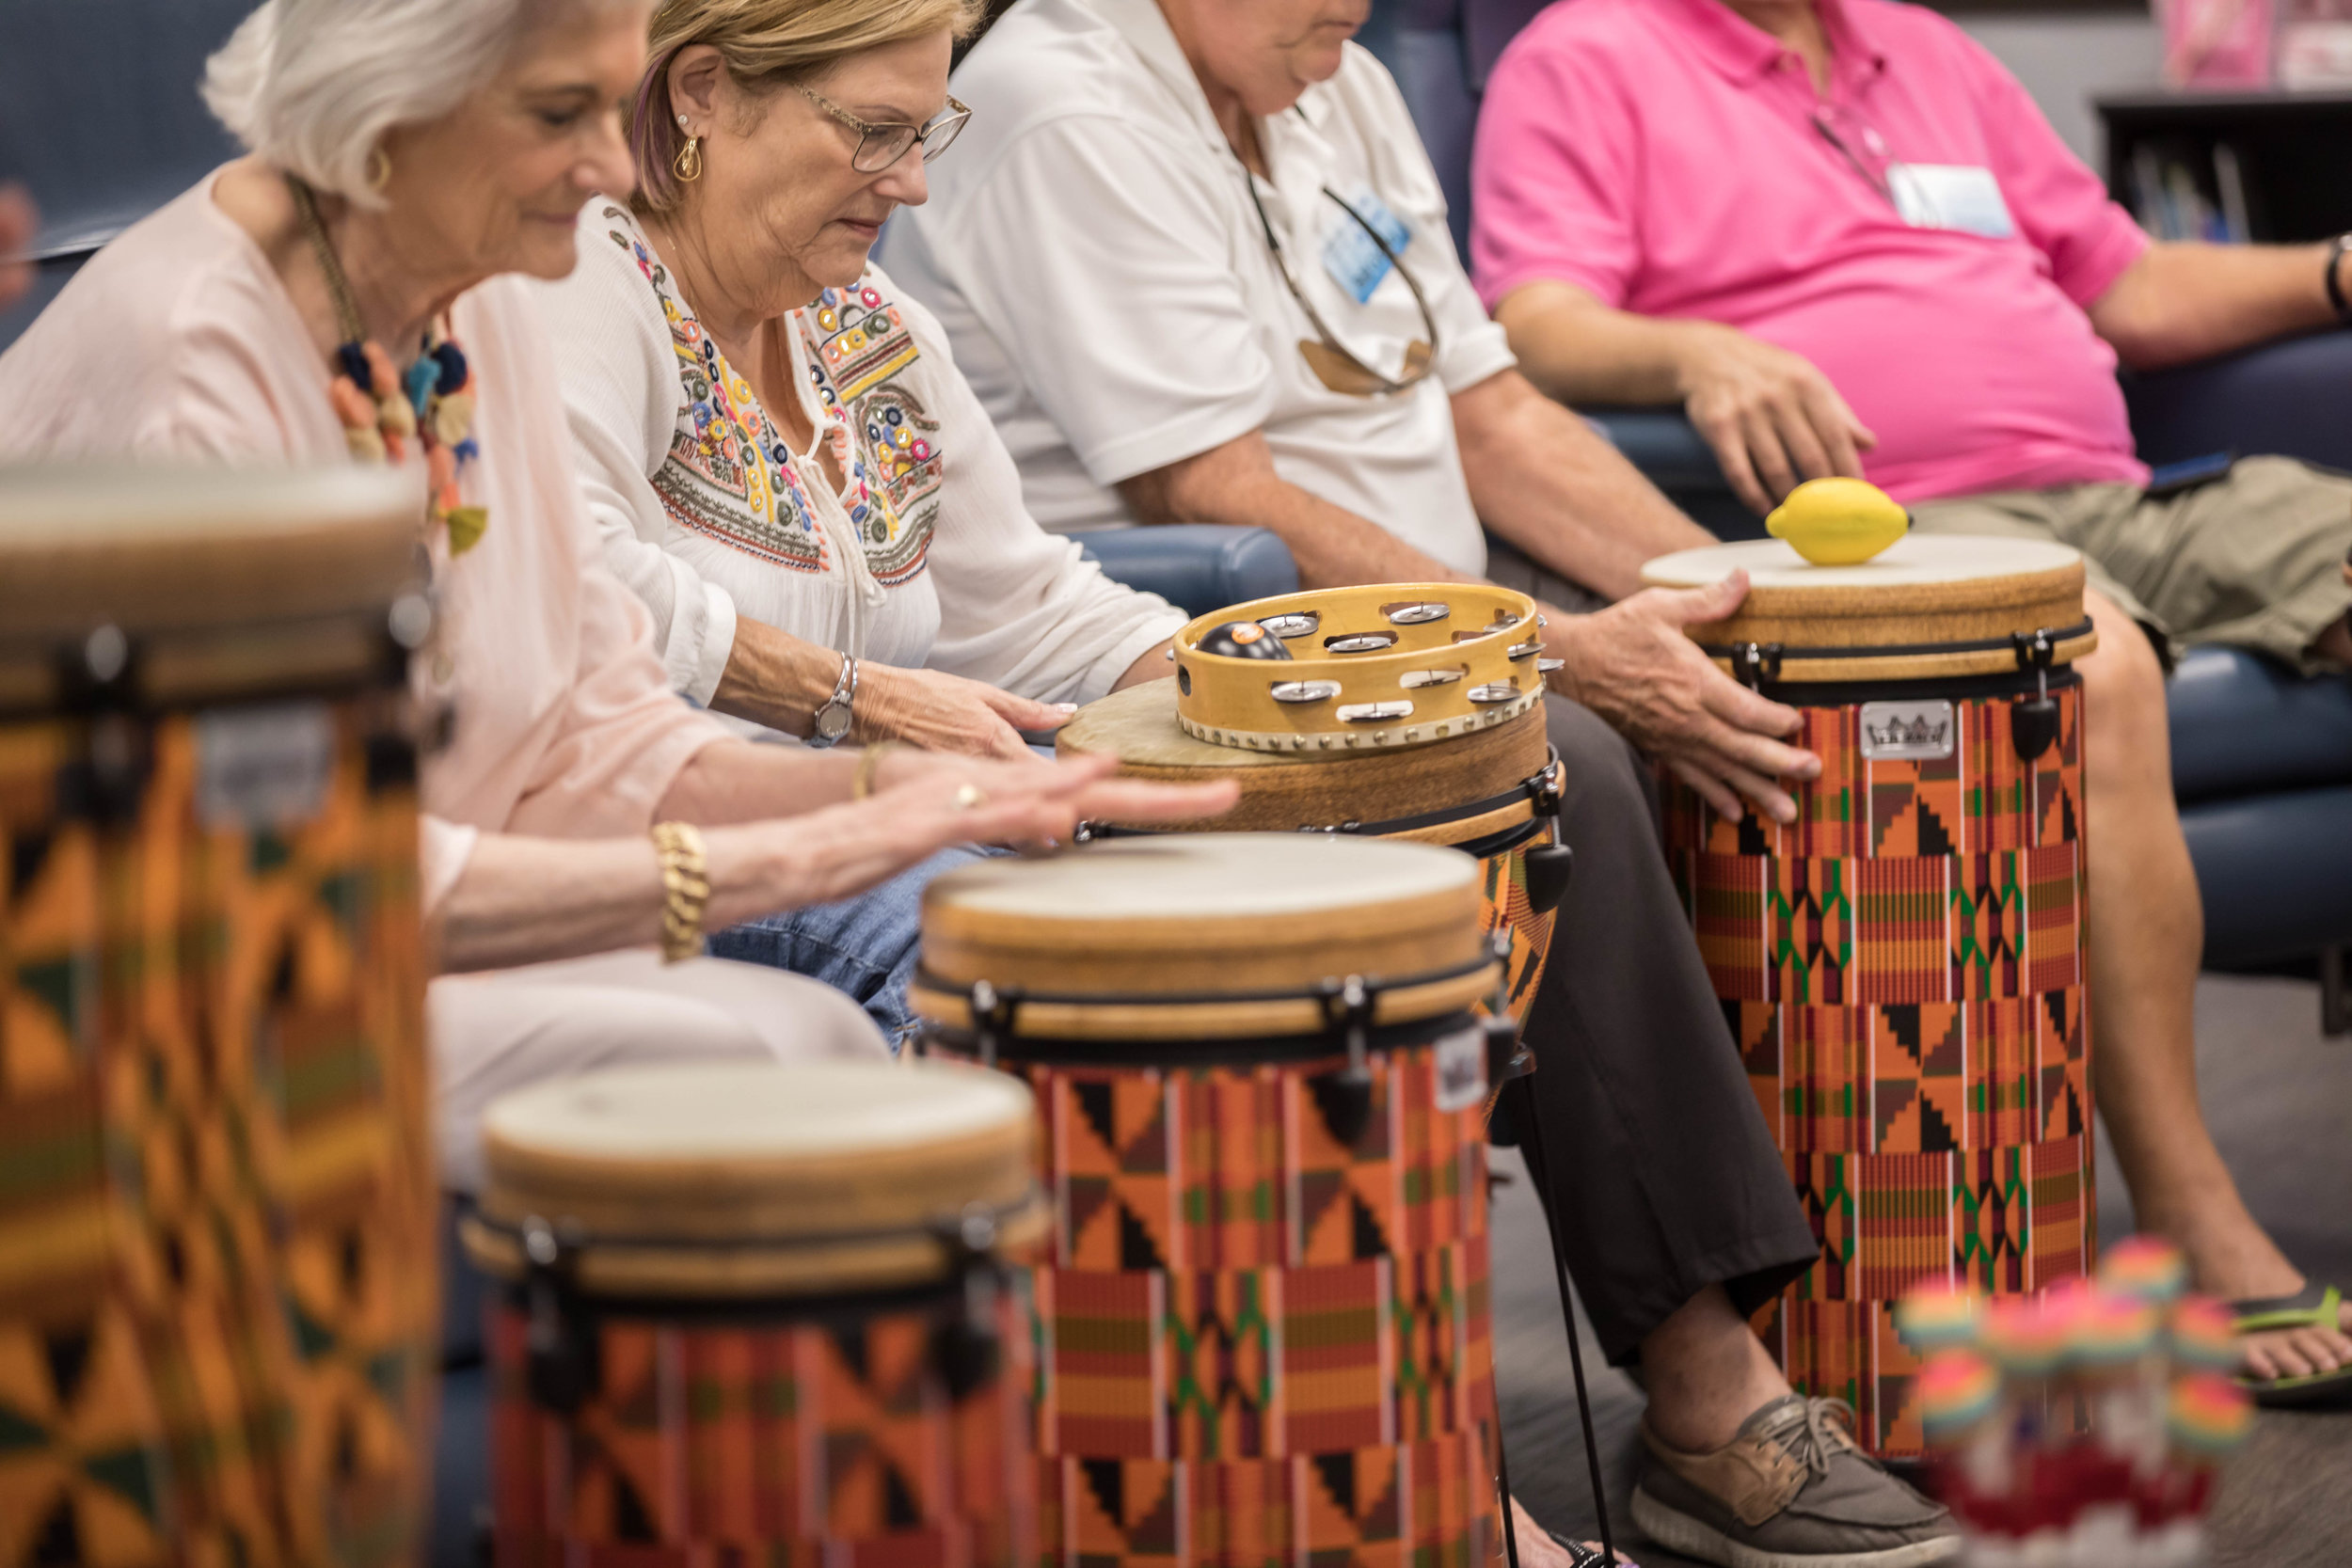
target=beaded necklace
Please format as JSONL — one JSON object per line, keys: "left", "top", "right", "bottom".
{"left": 290, "top": 176, "right": 488, "bottom": 555}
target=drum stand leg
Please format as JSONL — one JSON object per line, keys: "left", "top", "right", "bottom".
{"left": 1510, "top": 1077, "right": 1621, "bottom": 1568}
{"left": 1496, "top": 1416, "right": 1525, "bottom": 1568}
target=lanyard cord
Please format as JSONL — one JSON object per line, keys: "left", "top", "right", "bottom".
{"left": 1234, "top": 150, "right": 1441, "bottom": 394}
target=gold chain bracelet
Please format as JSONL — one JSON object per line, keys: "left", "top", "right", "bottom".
{"left": 650, "top": 820, "right": 709, "bottom": 964}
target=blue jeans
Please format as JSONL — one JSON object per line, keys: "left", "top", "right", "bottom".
{"left": 707, "top": 845, "right": 992, "bottom": 1050}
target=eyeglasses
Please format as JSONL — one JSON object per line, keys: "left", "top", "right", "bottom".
{"left": 1240, "top": 168, "right": 1438, "bottom": 398}
{"left": 797, "top": 86, "right": 972, "bottom": 173}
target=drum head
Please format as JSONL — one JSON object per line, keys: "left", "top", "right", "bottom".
{"left": 1059, "top": 679, "right": 1550, "bottom": 837}
{"left": 1640, "top": 535, "right": 2093, "bottom": 682}
{"left": 914, "top": 835, "right": 1496, "bottom": 1038}
{"left": 466, "top": 1060, "right": 1043, "bottom": 1298}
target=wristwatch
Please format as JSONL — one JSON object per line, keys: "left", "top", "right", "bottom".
{"left": 808, "top": 651, "right": 858, "bottom": 749}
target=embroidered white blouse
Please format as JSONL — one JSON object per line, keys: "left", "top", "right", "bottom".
{"left": 532, "top": 202, "right": 1183, "bottom": 723}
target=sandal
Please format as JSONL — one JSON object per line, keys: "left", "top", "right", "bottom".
{"left": 2233, "top": 1281, "right": 2352, "bottom": 1408}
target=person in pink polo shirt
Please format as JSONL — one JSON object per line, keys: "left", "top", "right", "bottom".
{"left": 1470, "top": 0, "right": 2352, "bottom": 1418}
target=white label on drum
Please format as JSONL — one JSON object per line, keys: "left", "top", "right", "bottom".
{"left": 1434, "top": 1024, "right": 1488, "bottom": 1113}
{"left": 197, "top": 703, "right": 336, "bottom": 829}
{"left": 1859, "top": 700, "right": 1955, "bottom": 761}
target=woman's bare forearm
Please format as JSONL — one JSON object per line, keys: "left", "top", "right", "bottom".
{"left": 708, "top": 616, "right": 846, "bottom": 736}
{"left": 656, "top": 736, "right": 863, "bottom": 824}
{"left": 428, "top": 826, "right": 796, "bottom": 973}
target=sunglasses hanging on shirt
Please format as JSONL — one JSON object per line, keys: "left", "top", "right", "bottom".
{"left": 1813, "top": 105, "right": 2017, "bottom": 240}
{"left": 1237, "top": 155, "right": 1440, "bottom": 398}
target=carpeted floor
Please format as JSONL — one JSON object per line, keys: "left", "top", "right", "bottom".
{"left": 1493, "top": 974, "right": 2352, "bottom": 1567}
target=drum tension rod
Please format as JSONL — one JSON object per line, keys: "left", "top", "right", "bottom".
{"left": 926, "top": 1202, "right": 1008, "bottom": 1402}
{"left": 1311, "top": 975, "right": 1377, "bottom": 1146}
{"left": 1485, "top": 931, "right": 1535, "bottom": 1086}
{"left": 1730, "top": 641, "right": 1785, "bottom": 690}
{"left": 966, "top": 978, "right": 1025, "bottom": 1069}
{"left": 519, "top": 1214, "right": 600, "bottom": 1416}
{"left": 2008, "top": 627, "right": 2062, "bottom": 764}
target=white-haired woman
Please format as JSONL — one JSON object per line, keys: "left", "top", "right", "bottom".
{"left": 530, "top": 0, "right": 1191, "bottom": 1037}
{"left": 0, "top": 0, "right": 1228, "bottom": 1185}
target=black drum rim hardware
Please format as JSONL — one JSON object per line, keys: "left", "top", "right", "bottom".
{"left": 1073, "top": 749, "right": 1565, "bottom": 844}
{"left": 913, "top": 952, "right": 1502, "bottom": 1068}
{"left": 488, "top": 1191, "right": 1039, "bottom": 1415}
{"left": 1708, "top": 617, "right": 2096, "bottom": 690}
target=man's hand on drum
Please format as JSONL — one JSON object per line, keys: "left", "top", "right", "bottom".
{"left": 1542, "top": 572, "right": 1820, "bottom": 824}
{"left": 776, "top": 751, "right": 1238, "bottom": 906}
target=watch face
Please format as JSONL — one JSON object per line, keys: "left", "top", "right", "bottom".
{"left": 814, "top": 703, "right": 852, "bottom": 742}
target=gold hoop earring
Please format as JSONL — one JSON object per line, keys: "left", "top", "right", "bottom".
{"left": 366, "top": 147, "right": 392, "bottom": 192}
{"left": 673, "top": 135, "right": 703, "bottom": 183}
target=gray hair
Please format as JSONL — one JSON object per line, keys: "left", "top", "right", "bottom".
{"left": 202, "top": 0, "right": 554, "bottom": 206}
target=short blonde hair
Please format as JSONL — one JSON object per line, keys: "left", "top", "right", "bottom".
{"left": 631, "top": 0, "right": 982, "bottom": 214}
{"left": 203, "top": 0, "right": 612, "bottom": 207}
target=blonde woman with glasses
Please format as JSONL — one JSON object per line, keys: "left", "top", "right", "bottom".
{"left": 531, "top": 0, "right": 1189, "bottom": 1037}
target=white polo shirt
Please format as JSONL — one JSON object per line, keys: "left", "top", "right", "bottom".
{"left": 875, "top": 0, "right": 1516, "bottom": 576}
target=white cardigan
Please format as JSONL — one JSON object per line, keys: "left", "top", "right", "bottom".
{"left": 532, "top": 201, "right": 1182, "bottom": 721}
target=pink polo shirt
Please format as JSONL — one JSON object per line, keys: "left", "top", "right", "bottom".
{"left": 1470, "top": 0, "right": 2152, "bottom": 504}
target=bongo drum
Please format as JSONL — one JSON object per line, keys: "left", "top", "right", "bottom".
{"left": 912, "top": 835, "right": 1510, "bottom": 1566}
{"left": 460, "top": 1059, "right": 1047, "bottom": 1566}
{"left": 1643, "top": 533, "right": 2099, "bottom": 1459}
{"left": 0, "top": 465, "right": 432, "bottom": 1564}
{"left": 1059, "top": 583, "right": 1569, "bottom": 1024}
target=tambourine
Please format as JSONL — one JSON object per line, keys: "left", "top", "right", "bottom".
{"left": 1172, "top": 582, "right": 1556, "bottom": 752}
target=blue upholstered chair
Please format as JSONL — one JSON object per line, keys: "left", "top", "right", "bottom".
{"left": 1368, "top": 0, "right": 2352, "bottom": 1022}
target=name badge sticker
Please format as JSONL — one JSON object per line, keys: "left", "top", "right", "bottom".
{"left": 1888, "top": 164, "right": 2014, "bottom": 239}
{"left": 1320, "top": 186, "right": 1413, "bottom": 304}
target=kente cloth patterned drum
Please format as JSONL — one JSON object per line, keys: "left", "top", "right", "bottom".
{"left": 0, "top": 466, "right": 433, "bottom": 1567}
{"left": 460, "top": 1060, "right": 1048, "bottom": 1567}
{"left": 1058, "top": 681, "right": 1565, "bottom": 1026}
{"left": 1644, "top": 536, "right": 2098, "bottom": 1461}
{"left": 911, "top": 836, "right": 1509, "bottom": 1566}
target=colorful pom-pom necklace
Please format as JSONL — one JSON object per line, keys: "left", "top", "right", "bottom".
{"left": 290, "top": 175, "right": 488, "bottom": 555}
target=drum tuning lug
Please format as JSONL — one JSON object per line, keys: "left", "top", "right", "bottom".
{"left": 1309, "top": 976, "right": 1377, "bottom": 1147}
{"left": 2010, "top": 695, "right": 2060, "bottom": 764}
{"left": 520, "top": 1214, "right": 599, "bottom": 1416}
{"left": 930, "top": 1202, "right": 1006, "bottom": 1402}
{"left": 1482, "top": 933, "right": 1534, "bottom": 1084}
{"left": 1523, "top": 842, "right": 1575, "bottom": 915}
{"left": 967, "top": 978, "right": 1023, "bottom": 1069}
{"left": 1730, "top": 641, "right": 1785, "bottom": 689}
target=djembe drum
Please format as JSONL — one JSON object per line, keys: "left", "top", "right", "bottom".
{"left": 0, "top": 465, "right": 433, "bottom": 1564}
{"left": 1059, "top": 583, "right": 1569, "bottom": 1023}
{"left": 1643, "top": 532, "right": 2100, "bottom": 1458}
{"left": 460, "top": 1059, "right": 1047, "bottom": 1565}
{"left": 912, "top": 834, "right": 1510, "bottom": 1565}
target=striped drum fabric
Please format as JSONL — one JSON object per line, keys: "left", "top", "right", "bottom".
{"left": 1661, "top": 681, "right": 2095, "bottom": 1458}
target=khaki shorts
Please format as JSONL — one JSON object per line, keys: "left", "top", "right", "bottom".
{"left": 1908, "top": 455, "right": 2352, "bottom": 673}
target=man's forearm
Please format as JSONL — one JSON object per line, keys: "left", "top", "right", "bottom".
{"left": 2090, "top": 241, "right": 2340, "bottom": 371}
{"left": 1118, "top": 431, "right": 1482, "bottom": 589}
{"left": 1453, "top": 369, "right": 1714, "bottom": 601}
{"left": 1495, "top": 280, "right": 1713, "bottom": 408}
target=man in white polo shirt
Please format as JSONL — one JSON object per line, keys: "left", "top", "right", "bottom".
{"left": 880, "top": 4, "right": 1963, "bottom": 1563}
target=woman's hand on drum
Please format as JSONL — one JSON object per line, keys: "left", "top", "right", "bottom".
{"left": 1542, "top": 573, "right": 1820, "bottom": 824}
{"left": 769, "top": 752, "right": 1239, "bottom": 906}
{"left": 857, "top": 663, "right": 1080, "bottom": 759}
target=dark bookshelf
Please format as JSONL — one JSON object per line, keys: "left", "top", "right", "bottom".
{"left": 2098, "top": 89, "right": 2352, "bottom": 242}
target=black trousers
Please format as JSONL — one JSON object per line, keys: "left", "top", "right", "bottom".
{"left": 1505, "top": 693, "right": 1818, "bottom": 1365}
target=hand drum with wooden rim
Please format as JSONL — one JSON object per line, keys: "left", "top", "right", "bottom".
{"left": 913, "top": 834, "right": 1509, "bottom": 1566}
{"left": 1643, "top": 534, "right": 2100, "bottom": 1458}
{"left": 1062, "top": 582, "right": 1570, "bottom": 1027}
{"left": 0, "top": 464, "right": 432, "bottom": 1566}
{"left": 460, "top": 1059, "right": 1048, "bottom": 1564}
